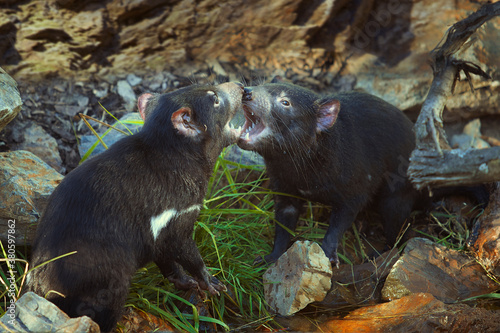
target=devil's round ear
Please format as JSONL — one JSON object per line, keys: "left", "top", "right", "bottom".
{"left": 137, "top": 93, "right": 155, "bottom": 120}
{"left": 171, "top": 107, "right": 202, "bottom": 137}
{"left": 316, "top": 100, "right": 340, "bottom": 133}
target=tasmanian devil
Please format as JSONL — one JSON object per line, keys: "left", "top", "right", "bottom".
{"left": 238, "top": 81, "right": 418, "bottom": 267}
{"left": 25, "top": 82, "right": 244, "bottom": 332}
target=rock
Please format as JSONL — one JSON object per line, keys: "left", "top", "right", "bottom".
{"left": 469, "top": 183, "right": 500, "bottom": 277}
{"left": 381, "top": 238, "right": 497, "bottom": 303}
{"left": 263, "top": 240, "right": 332, "bottom": 316}
{"left": 78, "top": 112, "right": 143, "bottom": 159}
{"left": 0, "top": 150, "right": 63, "bottom": 246}
{"left": 451, "top": 119, "right": 490, "bottom": 149}
{"left": 116, "top": 79, "right": 136, "bottom": 112}
{"left": 320, "top": 248, "right": 400, "bottom": 307}
{"left": 54, "top": 93, "right": 90, "bottom": 117}
{"left": 463, "top": 118, "right": 482, "bottom": 138}
{"left": 463, "top": 119, "right": 490, "bottom": 149}
{"left": 451, "top": 133, "right": 474, "bottom": 150}
{"left": 0, "top": 292, "right": 100, "bottom": 333}
{"left": 9, "top": 122, "right": 63, "bottom": 171}
{"left": 93, "top": 82, "right": 109, "bottom": 98}
{"left": 145, "top": 72, "right": 165, "bottom": 91}
{"left": 126, "top": 73, "right": 143, "bottom": 87}
{"left": 224, "top": 145, "right": 264, "bottom": 167}
{"left": 0, "top": 67, "right": 22, "bottom": 132}
{"left": 322, "top": 293, "right": 500, "bottom": 332}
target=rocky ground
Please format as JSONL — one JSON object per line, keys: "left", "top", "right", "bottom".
{"left": 0, "top": 64, "right": 259, "bottom": 174}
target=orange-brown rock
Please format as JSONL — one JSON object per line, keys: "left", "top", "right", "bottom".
{"left": 469, "top": 183, "right": 500, "bottom": 278}
{"left": 381, "top": 237, "right": 497, "bottom": 303}
{"left": 322, "top": 293, "right": 500, "bottom": 333}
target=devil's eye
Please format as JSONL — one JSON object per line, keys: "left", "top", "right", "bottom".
{"left": 208, "top": 91, "right": 220, "bottom": 105}
{"left": 281, "top": 99, "right": 290, "bottom": 107}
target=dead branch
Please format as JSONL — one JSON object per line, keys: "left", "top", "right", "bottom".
{"left": 409, "top": 147, "right": 500, "bottom": 189}
{"left": 408, "top": 2, "right": 500, "bottom": 190}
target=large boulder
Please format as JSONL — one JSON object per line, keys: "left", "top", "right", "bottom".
{"left": 0, "top": 150, "right": 63, "bottom": 246}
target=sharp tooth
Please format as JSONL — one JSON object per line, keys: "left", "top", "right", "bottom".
{"left": 251, "top": 112, "right": 254, "bottom": 116}
{"left": 245, "top": 132, "right": 250, "bottom": 140}
{"left": 237, "top": 126, "right": 242, "bottom": 131}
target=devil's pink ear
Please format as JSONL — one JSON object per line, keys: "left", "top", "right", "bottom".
{"left": 137, "top": 93, "right": 154, "bottom": 120}
{"left": 316, "top": 100, "right": 340, "bottom": 133}
{"left": 171, "top": 107, "right": 201, "bottom": 137}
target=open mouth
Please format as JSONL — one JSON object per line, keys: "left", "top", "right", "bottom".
{"left": 239, "top": 104, "right": 266, "bottom": 144}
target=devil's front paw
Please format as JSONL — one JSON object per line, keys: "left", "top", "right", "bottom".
{"left": 207, "top": 276, "right": 227, "bottom": 296}
{"left": 321, "top": 243, "right": 340, "bottom": 268}
{"left": 196, "top": 274, "right": 226, "bottom": 296}
{"left": 168, "top": 273, "right": 199, "bottom": 291}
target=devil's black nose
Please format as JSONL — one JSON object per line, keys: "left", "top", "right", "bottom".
{"left": 243, "top": 87, "right": 253, "bottom": 101}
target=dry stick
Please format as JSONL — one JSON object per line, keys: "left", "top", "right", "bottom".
{"left": 408, "top": 2, "right": 500, "bottom": 190}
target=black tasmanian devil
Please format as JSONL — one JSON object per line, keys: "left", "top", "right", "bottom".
{"left": 238, "top": 81, "right": 418, "bottom": 267}
{"left": 25, "top": 82, "right": 244, "bottom": 332}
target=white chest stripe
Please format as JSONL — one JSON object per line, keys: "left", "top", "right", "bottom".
{"left": 150, "top": 205, "right": 201, "bottom": 240}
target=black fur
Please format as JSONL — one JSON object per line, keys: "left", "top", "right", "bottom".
{"left": 238, "top": 82, "right": 417, "bottom": 266}
{"left": 25, "top": 82, "right": 243, "bottom": 332}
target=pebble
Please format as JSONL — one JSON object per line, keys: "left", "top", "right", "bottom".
{"left": 116, "top": 79, "right": 136, "bottom": 112}
{"left": 127, "top": 73, "right": 143, "bottom": 87}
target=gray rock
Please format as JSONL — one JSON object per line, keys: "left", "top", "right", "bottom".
{"left": 9, "top": 122, "right": 63, "bottom": 172}
{"left": 450, "top": 119, "right": 490, "bottom": 150}
{"left": 381, "top": 238, "right": 498, "bottom": 303}
{"left": 116, "top": 79, "right": 136, "bottom": 112}
{"left": 147, "top": 77, "right": 163, "bottom": 91}
{"left": 224, "top": 145, "right": 264, "bottom": 167}
{"left": 0, "top": 150, "right": 63, "bottom": 246}
{"left": 0, "top": 292, "right": 100, "bottom": 332}
{"left": 93, "top": 82, "right": 109, "bottom": 99}
{"left": 451, "top": 133, "right": 473, "bottom": 150}
{"left": 75, "top": 95, "right": 90, "bottom": 108}
{"left": 126, "top": 73, "right": 143, "bottom": 87}
{"left": 78, "top": 112, "right": 143, "bottom": 159}
{"left": 263, "top": 241, "right": 332, "bottom": 316}
{"left": 0, "top": 67, "right": 22, "bottom": 132}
